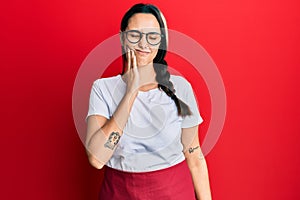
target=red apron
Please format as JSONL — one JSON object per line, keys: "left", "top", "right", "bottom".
{"left": 99, "top": 160, "right": 196, "bottom": 200}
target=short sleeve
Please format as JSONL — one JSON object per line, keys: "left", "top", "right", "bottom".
{"left": 86, "top": 80, "right": 110, "bottom": 120}
{"left": 181, "top": 82, "right": 203, "bottom": 128}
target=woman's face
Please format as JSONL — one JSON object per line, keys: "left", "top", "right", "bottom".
{"left": 124, "top": 13, "right": 161, "bottom": 67}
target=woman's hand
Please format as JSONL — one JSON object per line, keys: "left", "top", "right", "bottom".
{"left": 123, "top": 48, "right": 139, "bottom": 97}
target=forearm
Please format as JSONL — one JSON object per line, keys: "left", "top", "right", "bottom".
{"left": 86, "top": 49, "right": 140, "bottom": 169}
{"left": 86, "top": 93, "right": 136, "bottom": 168}
{"left": 182, "top": 127, "right": 212, "bottom": 200}
{"left": 188, "top": 157, "right": 212, "bottom": 200}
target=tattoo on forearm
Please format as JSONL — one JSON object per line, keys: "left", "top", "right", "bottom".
{"left": 104, "top": 131, "right": 121, "bottom": 150}
{"left": 189, "top": 146, "right": 200, "bottom": 153}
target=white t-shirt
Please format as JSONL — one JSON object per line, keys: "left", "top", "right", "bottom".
{"left": 87, "top": 74, "right": 203, "bottom": 172}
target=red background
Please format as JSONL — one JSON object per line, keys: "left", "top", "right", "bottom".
{"left": 1, "top": 0, "right": 300, "bottom": 199}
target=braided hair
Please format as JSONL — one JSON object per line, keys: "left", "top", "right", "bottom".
{"left": 120, "top": 3, "right": 192, "bottom": 117}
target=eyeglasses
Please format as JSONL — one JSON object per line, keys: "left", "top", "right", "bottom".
{"left": 123, "top": 30, "right": 163, "bottom": 46}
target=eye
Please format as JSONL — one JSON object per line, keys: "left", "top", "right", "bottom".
{"left": 127, "top": 31, "right": 140, "bottom": 38}
{"left": 149, "top": 35, "right": 158, "bottom": 40}
{"left": 129, "top": 33, "right": 139, "bottom": 38}
{"left": 148, "top": 33, "right": 161, "bottom": 41}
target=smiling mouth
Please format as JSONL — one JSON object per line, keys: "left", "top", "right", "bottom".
{"left": 135, "top": 49, "right": 150, "bottom": 56}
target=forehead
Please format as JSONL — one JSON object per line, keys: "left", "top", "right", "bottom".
{"left": 127, "top": 13, "right": 160, "bottom": 31}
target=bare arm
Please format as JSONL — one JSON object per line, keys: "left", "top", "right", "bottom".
{"left": 85, "top": 49, "right": 139, "bottom": 169}
{"left": 183, "top": 126, "right": 212, "bottom": 200}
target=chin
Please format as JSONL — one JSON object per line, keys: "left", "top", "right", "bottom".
{"left": 137, "top": 59, "right": 152, "bottom": 67}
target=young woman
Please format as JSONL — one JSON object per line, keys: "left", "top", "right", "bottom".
{"left": 85, "top": 3, "right": 212, "bottom": 200}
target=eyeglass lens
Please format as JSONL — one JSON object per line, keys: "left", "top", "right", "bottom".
{"left": 125, "top": 30, "right": 162, "bottom": 45}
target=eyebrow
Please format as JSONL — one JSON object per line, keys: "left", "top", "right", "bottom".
{"left": 126, "top": 29, "right": 161, "bottom": 33}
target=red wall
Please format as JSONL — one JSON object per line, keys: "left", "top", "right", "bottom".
{"left": 1, "top": 0, "right": 300, "bottom": 199}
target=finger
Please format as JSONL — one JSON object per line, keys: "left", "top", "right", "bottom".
{"left": 130, "top": 50, "right": 134, "bottom": 69}
{"left": 131, "top": 50, "right": 137, "bottom": 69}
{"left": 126, "top": 48, "right": 131, "bottom": 72}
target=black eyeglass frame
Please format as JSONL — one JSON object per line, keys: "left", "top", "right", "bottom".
{"left": 122, "top": 30, "right": 164, "bottom": 46}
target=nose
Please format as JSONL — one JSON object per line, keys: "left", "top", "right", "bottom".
{"left": 138, "top": 33, "right": 148, "bottom": 48}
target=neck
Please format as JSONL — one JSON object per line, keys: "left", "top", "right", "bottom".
{"left": 138, "top": 63, "right": 157, "bottom": 91}
{"left": 138, "top": 63, "right": 156, "bottom": 82}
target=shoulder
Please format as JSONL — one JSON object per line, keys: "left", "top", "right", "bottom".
{"left": 90, "top": 75, "right": 124, "bottom": 98}
{"left": 170, "top": 75, "right": 192, "bottom": 91}
{"left": 170, "top": 75, "right": 195, "bottom": 101}
{"left": 92, "top": 75, "right": 124, "bottom": 93}
{"left": 93, "top": 74, "right": 122, "bottom": 87}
